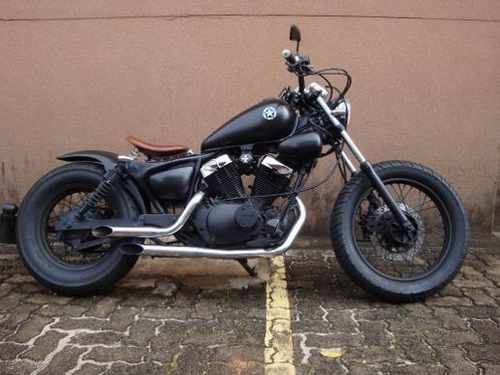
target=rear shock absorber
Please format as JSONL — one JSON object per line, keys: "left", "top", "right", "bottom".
{"left": 77, "top": 165, "right": 123, "bottom": 219}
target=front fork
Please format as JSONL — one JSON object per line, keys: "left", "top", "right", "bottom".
{"left": 316, "top": 95, "right": 414, "bottom": 233}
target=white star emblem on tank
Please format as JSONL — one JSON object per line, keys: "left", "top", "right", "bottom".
{"left": 262, "top": 106, "right": 277, "bottom": 120}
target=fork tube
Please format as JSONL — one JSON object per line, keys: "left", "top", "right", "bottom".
{"left": 316, "top": 95, "right": 413, "bottom": 230}
{"left": 359, "top": 161, "right": 413, "bottom": 230}
{"left": 340, "top": 130, "right": 366, "bottom": 163}
{"left": 340, "top": 151, "right": 357, "bottom": 173}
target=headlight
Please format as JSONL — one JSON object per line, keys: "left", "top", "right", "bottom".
{"left": 331, "top": 98, "right": 351, "bottom": 126}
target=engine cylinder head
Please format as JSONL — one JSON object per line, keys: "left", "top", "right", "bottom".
{"left": 202, "top": 155, "right": 245, "bottom": 199}
{"left": 252, "top": 156, "right": 292, "bottom": 207}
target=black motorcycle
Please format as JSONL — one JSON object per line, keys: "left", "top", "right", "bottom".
{"left": 14, "top": 25, "right": 468, "bottom": 301}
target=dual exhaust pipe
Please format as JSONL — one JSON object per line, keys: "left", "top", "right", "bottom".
{"left": 92, "top": 192, "right": 306, "bottom": 259}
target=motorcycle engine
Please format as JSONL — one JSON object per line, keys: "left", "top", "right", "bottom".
{"left": 192, "top": 154, "right": 293, "bottom": 246}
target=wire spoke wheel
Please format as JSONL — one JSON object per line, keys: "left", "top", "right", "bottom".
{"left": 44, "top": 190, "right": 113, "bottom": 267}
{"left": 352, "top": 179, "right": 450, "bottom": 280}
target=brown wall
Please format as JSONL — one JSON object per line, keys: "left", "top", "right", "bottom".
{"left": 1, "top": 2, "right": 499, "bottom": 235}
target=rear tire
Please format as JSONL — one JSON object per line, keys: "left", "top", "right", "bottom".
{"left": 330, "top": 160, "right": 469, "bottom": 303}
{"left": 17, "top": 163, "right": 139, "bottom": 296}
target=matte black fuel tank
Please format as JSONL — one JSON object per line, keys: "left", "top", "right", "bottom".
{"left": 201, "top": 99, "right": 296, "bottom": 151}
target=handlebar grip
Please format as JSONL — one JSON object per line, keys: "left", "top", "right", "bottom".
{"left": 282, "top": 49, "right": 297, "bottom": 64}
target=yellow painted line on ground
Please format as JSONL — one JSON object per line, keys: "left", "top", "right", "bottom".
{"left": 265, "top": 256, "right": 296, "bottom": 375}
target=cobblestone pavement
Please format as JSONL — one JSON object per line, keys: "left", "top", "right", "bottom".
{"left": 0, "top": 248, "right": 266, "bottom": 374}
{"left": 286, "top": 241, "right": 500, "bottom": 375}
{"left": 0, "top": 239, "right": 499, "bottom": 374}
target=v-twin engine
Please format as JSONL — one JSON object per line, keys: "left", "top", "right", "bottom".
{"left": 194, "top": 154, "right": 294, "bottom": 246}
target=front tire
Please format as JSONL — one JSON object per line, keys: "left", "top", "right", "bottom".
{"left": 17, "top": 163, "right": 139, "bottom": 296}
{"left": 330, "top": 160, "right": 469, "bottom": 302}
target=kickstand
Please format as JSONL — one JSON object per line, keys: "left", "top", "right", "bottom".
{"left": 236, "top": 258, "right": 257, "bottom": 277}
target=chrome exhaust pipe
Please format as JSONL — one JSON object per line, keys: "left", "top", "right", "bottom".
{"left": 122, "top": 197, "right": 306, "bottom": 258}
{"left": 92, "top": 191, "right": 205, "bottom": 238}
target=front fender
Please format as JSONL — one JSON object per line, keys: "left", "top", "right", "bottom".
{"left": 57, "top": 150, "right": 148, "bottom": 213}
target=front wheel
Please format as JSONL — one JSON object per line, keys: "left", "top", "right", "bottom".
{"left": 330, "top": 160, "right": 469, "bottom": 302}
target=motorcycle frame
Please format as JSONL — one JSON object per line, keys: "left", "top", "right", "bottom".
{"left": 57, "top": 83, "right": 414, "bottom": 248}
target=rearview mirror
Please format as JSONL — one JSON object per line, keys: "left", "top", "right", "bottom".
{"left": 289, "top": 24, "right": 301, "bottom": 52}
{"left": 289, "top": 24, "right": 301, "bottom": 42}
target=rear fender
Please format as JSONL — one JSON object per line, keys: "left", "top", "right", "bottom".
{"left": 57, "top": 150, "right": 118, "bottom": 172}
{"left": 57, "top": 150, "right": 148, "bottom": 213}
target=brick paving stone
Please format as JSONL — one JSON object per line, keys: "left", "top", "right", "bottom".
{"left": 358, "top": 320, "right": 391, "bottom": 346}
{"left": 469, "top": 319, "right": 500, "bottom": 344}
{"left": 426, "top": 295, "right": 473, "bottom": 307}
{"left": 19, "top": 330, "right": 67, "bottom": 361}
{"left": 440, "top": 283, "right": 465, "bottom": 297}
{"left": 124, "top": 318, "right": 158, "bottom": 346}
{"left": 4, "top": 274, "right": 37, "bottom": 284}
{"left": 433, "top": 307, "right": 468, "bottom": 330}
{"left": 396, "top": 335, "right": 436, "bottom": 364}
{"left": 483, "top": 364, "right": 500, "bottom": 375}
{"left": 191, "top": 298, "right": 219, "bottom": 319}
{"left": 70, "top": 331, "right": 123, "bottom": 346}
{"left": 107, "top": 361, "right": 165, "bottom": 375}
{"left": 485, "top": 286, "right": 500, "bottom": 298}
{"left": 304, "top": 332, "right": 363, "bottom": 348}
{"left": 24, "top": 293, "right": 73, "bottom": 305}
{"left": 38, "top": 303, "right": 88, "bottom": 317}
{"left": 456, "top": 305, "right": 498, "bottom": 319}
{"left": 453, "top": 277, "right": 495, "bottom": 289}
{"left": 1, "top": 303, "right": 40, "bottom": 331}
{"left": 463, "top": 288, "right": 497, "bottom": 306}
{"left": 0, "top": 282, "right": 16, "bottom": 298}
{"left": 53, "top": 317, "right": 108, "bottom": 331}
{"left": 0, "top": 342, "right": 28, "bottom": 360}
{"left": 38, "top": 346, "right": 87, "bottom": 375}
{"left": 0, "top": 360, "right": 37, "bottom": 375}
{"left": 85, "top": 296, "right": 120, "bottom": 318}
{"left": 72, "top": 363, "right": 107, "bottom": 375}
{"left": 424, "top": 328, "right": 481, "bottom": 347}
{"left": 326, "top": 309, "right": 359, "bottom": 333}
{"left": 0, "top": 293, "right": 22, "bottom": 313}
{"left": 463, "top": 343, "right": 500, "bottom": 364}
{"left": 389, "top": 365, "right": 447, "bottom": 375}
{"left": 141, "top": 306, "right": 190, "bottom": 320}
{"left": 9, "top": 315, "right": 52, "bottom": 343}
{"left": 436, "top": 347, "right": 477, "bottom": 375}
{"left": 107, "top": 306, "right": 139, "bottom": 331}
{"left": 84, "top": 346, "right": 146, "bottom": 363}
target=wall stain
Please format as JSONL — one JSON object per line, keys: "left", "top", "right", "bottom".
{"left": 0, "top": 162, "right": 20, "bottom": 204}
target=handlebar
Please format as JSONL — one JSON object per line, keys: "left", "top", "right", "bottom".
{"left": 282, "top": 49, "right": 298, "bottom": 65}
{"left": 281, "top": 46, "right": 352, "bottom": 106}
{"left": 282, "top": 49, "right": 308, "bottom": 92}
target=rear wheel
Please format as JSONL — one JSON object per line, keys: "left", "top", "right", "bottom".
{"left": 330, "top": 160, "right": 469, "bottom": 302}
{"left": 17, "top": 163, "right": 139, "bottom": 296}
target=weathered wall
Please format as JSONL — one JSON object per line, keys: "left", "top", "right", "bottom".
{"left": 1, "top": 2, "right": 499, "bottom": 234}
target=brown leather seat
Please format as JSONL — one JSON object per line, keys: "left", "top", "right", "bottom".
{"left": 126, "top": 136, "right": 190, "bottom": 158}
